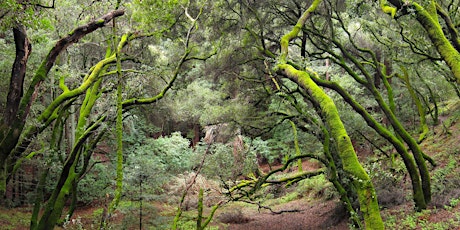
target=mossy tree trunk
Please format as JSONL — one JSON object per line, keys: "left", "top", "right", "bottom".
{"left": 107, "top": 6, "right": 125, "bottom": 223}
{"left": 301, "top": 13, "right": 433, "bottom": 207}
{"left": 0, "top": 10, "right": 125, "bottom": 196}
{"left": 285, "top": 96, "right": 363, "bottom": 228}
{"left": 277, "top": 64, "right": 384, "bottom": 229}
{"left": 275, "top": 0, "right": 384, "bottom": 228}
{"left": 385, "top": 0, "right": 460, "bottom": 83}
{"left": 311, "top": 75, "right": 428, "bottom": 210}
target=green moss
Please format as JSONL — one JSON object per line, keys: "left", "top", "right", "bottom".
{"left": 278, "top": 64, "right": 384, "bottom": 229}
{"left": 379, "top": 0, "right": 396, "bottom": 18}
{"left": 412, "top": 2, "right": 460, "bottom": 83}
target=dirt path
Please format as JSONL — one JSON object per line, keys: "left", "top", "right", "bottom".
{"left": 225, "top": 199, "right": 349, "bottom": 230}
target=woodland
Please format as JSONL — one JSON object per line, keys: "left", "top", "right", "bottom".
{"left": 1, "top": 0, "right": 460, "bottom": 229}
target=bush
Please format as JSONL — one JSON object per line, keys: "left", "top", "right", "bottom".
{"left": 296, "top": 174, "right": 336, "bottom": 200}
{"left": 364, "top": 160, "right": 406, "bottom": 208}
{"left": 123, "top": 132, "right": 194, "bottom": 197}
{"left": 78, "top": 163, "right": 113, "bottom": 204}
{"left": 431, "top": 156, "right": 460, "bottom": 208}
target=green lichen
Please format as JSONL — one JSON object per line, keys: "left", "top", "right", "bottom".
{"left": 290, "top": 121, "right": 303, "bottom": 172}
{"left": 278, "top": 64, "right": 384, "bottom": 229}
{"left": 412, "top": 2, "right": 460, "bottom": 83}
{"left": 379, "top": 0, "right": 396, "bottom": 18}
{"left": 279, "top": 0, "right": 322, "bottom": 64}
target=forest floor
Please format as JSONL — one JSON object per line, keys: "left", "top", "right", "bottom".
{"left": 2, "top": 100, "right": 460, "bottom": 229}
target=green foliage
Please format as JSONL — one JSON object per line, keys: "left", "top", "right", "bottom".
{"left": 430, "top": 155, "right": 460, "bottom": 209}
{"left": 77, "top": 163, "right": 113, "bottom": 204}
{"left": 166, "top": 79, "right": 248, "bottom": 126}
{"left": 115, "top": 201, "right": 170, "bottom": 229}
{"left": 295, "top": 174, "right": 335, "bottom": 200}
{"left": 123, "top": 131, "right": 193, "bottom": 196}
{"left": 0, "top": 0, "right": 33, "bottom": 29}
{"left": 384, "top": 208, "right": 460, "bottom": 230}
{"left": 62, "top": 215, "right": 84, "bottom": 230}
{"left": 0, "top": 37, "right": 14, "bottom": 108}
{"left": 0, "top": 208, "right": 30, "bottom": 230}
{"left": 363, "top": 158, "right": 407, "bottom": 208}
{"left": 247, "top": 137, "right": 272, "bottom": 163}
{"left": 127, "top": 0, "right": 187, "bottom": 34}
{"left": 199, "top": 142, "right": 235, "bottom": 180}
{"left": 365, "top": 160, "right": 405, "bottom": 188}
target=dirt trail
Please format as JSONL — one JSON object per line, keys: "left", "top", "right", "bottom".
{"left": 226, "top": 199, "right": 349, "bottom": 230}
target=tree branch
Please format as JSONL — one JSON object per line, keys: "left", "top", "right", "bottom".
{"left": 4, "top": 24, "right": 32, "bottom": 124}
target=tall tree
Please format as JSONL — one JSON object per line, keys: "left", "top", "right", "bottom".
{"left": 383, "top": 0, "right": 460, "bottom": 83}
{"left": 0, "top": 8, "right": 125, "bottom": 195}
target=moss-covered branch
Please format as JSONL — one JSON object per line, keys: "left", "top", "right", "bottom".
{"left": 275, "top": 3, "right": 383, "bottom": 226}
{"left": 265, "top": 169, "right": 326, "bottom": 184}
{"left": 310, "top": 72, "right": 428, "bottom": 209}
{"left": 397, "top": 68, "right": 429, "bottom": 143}
{"left": 379, "top": 0, "right": 397, "bottom": 18}
{"left": 385, "top": 0, "right": 460, "bottom": 82}
{"left": 229, "top": 153, "right": 328, "bottom": 194}
{"left": 289, "top": 121, "right": 303, "bottom": 172}
{"left": 279, "top": 0, "right": 322, "bottom": 64}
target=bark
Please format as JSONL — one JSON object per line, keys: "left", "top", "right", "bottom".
{"left": 0, "top": 9, "right": 125, "bottom": 195}
{"left": 278, "top": 64, "right": 384, "bottom": 229}
{"left": 276, "top": 1, "right": 384, "bottom": 228}
{"left": 385, "top": 0, "right": 460, "bottom": 83}
{"left": 4, "top": 25, "right": 31, "bottom": 125}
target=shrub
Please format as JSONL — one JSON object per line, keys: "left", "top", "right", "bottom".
{"left": 364, "top": 160, "right": 406, "bottom": 208}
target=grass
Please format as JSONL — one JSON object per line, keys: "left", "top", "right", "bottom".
{"left": 381, "top": 99, "right": 460, "bottom": 230}
{"left": 0, "top": 207, "right": 30, "bottom": 229}
{"left": 383, "top": 204, "right": 460, "bottom": 230}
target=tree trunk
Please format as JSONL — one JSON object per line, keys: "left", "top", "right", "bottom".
{"left": 311, "top": 76, "right": 427, "bottom": 210}
{"left": 385, "top": 0, "right": 460, "bottom": 83}
{"left": 278, "top": 64, "right": 384, "bottom": 229}
{"left": 5, "top": 25, "right": 31, "bottom": 125}
{"left": 0, "top": 10, "right": 125, "bottom": 195}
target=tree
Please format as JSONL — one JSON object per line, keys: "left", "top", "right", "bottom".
{"left": 0, "top": 8, "right": 125, "bottom": 196}
{"left": 383, "top": 0, "right": 460, "bottom": 83}
{"left": 226, "top": 1, "right": 384, "bottom": 228}
{"left": 276, "top": 2, "right": 383, "bottom": 228}
{"left": 1, "top": 0, "right": 214, "bottom": 228}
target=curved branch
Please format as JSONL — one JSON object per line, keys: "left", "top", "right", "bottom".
{"left": 436, "top": 3, "right": 460, "bottom": 52}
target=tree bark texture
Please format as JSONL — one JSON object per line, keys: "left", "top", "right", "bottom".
{"left": 5, "top": 25, "right": 31, "bottom": 125}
